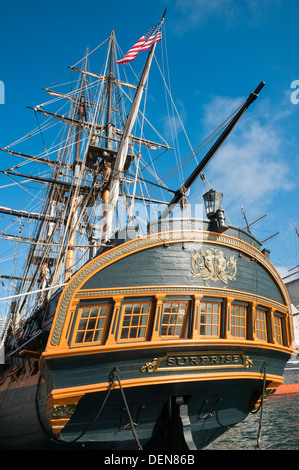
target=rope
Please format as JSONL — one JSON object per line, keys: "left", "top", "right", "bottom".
{"left": 35, "top": 368, "right": 117, "bottom": 446}
{"left": 114, "top": 368, "right": 143, "bottom": 450}
{"left": 255, "top": 362, "right": 267, "bottom": 450}
{"left": 35, "top": 367, "right": 143, "bottom": 449}
{"left": 0, "top": 283, "right": 67, "bottom": 302}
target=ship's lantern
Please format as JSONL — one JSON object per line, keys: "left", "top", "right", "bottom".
{"left": 203, "top": 189, "right": 223, "bottom": 219}
{"left": 203, "top": 188, "right": 228, "bottom": 232}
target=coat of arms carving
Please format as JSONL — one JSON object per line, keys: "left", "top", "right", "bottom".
{"left": 191, "top": 247, "right": 237, "bottom": 285}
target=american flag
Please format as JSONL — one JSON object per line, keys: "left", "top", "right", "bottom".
{"left": 116, "top": 22, "right": 162, "bottom": 65}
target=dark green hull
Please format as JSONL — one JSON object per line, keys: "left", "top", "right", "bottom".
{"left": 0, "top": 343, "right": 289, "bottom": 450}
{"left": 0, "top": 220, "right": 294, "bottom": 450}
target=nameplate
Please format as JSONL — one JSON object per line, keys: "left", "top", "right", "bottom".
{"left": 140, "top": 351, "right": 253, "bottom": 373}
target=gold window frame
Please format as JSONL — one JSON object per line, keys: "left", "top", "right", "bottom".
{"left": 70, "top": 303, "right": 111, "bottom": 347}
{"left": 160, "top": 300, "right": 189, "bottom": 338}
{"left": 199, "top": 301, "right": 221, "bottom": 338}
{"left": 118, "top": 300, "right": 152, "bottom": 342}
{"left": 273, "top": 314, "right": 283, "bottom": 345}
{"left": 255, "top": 308, "right": 268, "bottom": 342}
{"left": 230, "top": 304, "right": 247, "bottom": 339}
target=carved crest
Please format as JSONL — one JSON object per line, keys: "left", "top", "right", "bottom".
{"left": 191, "top": 247, "right": 237, "bottom": 285}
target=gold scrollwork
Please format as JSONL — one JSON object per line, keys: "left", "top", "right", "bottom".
{"left": 140, "top": 357, "right": 161, "bottom": 373}
{"left": 191, "top": 248, "right": 237, "bottom": 285}
{"left": 242, "top": 354, "right": 253, "bottom": 368}
{"left": 140, "top": 351, "right": 253, "bottom": 373}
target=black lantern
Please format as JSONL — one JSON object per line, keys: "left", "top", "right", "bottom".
{"left": 203, "top": 189, "right": 223, "bottom": 219}
{"left": 203, "top": 189, "right": 228, "bottom": 232}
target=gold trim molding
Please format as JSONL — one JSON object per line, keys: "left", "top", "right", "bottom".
{"left": 50, "top": 230, "right": 291, "bottom": 346}
{"left": 140, "top": 351, "right": 253, "bottom": 373}
{"left": 76, "top": 285, "right": 288, "bottom": 313}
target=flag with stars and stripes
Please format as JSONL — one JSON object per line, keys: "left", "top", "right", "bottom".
{"left": 116, "top": 22, "right": 162, "bottom": 65}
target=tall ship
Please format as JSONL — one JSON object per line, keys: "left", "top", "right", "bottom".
{"left": 0, "top": 13, "right": 295, "bottom": 450}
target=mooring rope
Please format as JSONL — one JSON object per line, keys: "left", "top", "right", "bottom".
{"left": 114, "top": 368, "right": 143, "bottom": 450}
{"left": 35, "top": 366, "right": 142, "bottom": 449}
{"left": 255, "top": 362, "right": 267, "bottom": 450}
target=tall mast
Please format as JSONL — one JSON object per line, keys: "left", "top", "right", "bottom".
{"left": 65, "top": 55, "right": 88, "bottom": 279}
{"left": 102, "top": 31, "right": 115, "bottom": 239}
{"left": 102, "top": 16, "right": 165, "bottom": 241}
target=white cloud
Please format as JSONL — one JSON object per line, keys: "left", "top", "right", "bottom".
{"left": 192, "top": 94, "right": 294, "bottom": 220}
{"left": 170, "top": 0, "right": 282, "bottom": 34}
{"left": 173, "top": 0, "right": 235, "bottom": 25}
{"left": 160, "top": 98, "right": 187, "bottom": 141}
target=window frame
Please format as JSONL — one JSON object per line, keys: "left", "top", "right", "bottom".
{"left": 199, "top": 300, "right": 222, "bottom": 338}
{"left": 255, "top": 307, "right": 268, "bottom": 342}
{"left": 230, "top": 303, "right": 247, "bottom": 339}
{"left": 160, "top": 299, "right": 190, "bottom": 339}
{"left": 70, "top": 301, "right": 112, "bottom": 347}
{"left": 118, "top": 299, "right": 153, "bottom": 342}
{"left": 273, "top": 312, "right": 284, "bottom": 345}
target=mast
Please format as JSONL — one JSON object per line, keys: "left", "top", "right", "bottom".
{"left": 0, "top": 16, "right": 170, "bottom": 327}
{"left": 159, "top": 81, "right": 265, "bottom": 220}
{"left": 65, "top": 55, "right": 88, "bottom": 280}
{"left": 101, "top": 31, "right": 115, "bottom": 241}
{"left": 102, "top": 15, "right": 165, "bottom": 241}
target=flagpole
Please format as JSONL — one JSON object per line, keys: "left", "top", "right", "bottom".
{"left": 102, "top": 15, "right": 165, "bottom": 240}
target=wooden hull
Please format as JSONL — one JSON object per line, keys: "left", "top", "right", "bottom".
{"left": 0, "top": 220, "right": 295, "bottom": 449}
{"left": 42, "top": 343, "right": 288, "bottom": 450}
{"left": 0, "top": 343, "right": 288, "bottom": 450}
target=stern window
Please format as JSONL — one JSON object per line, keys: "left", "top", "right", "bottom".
{"left": 199, "top": 301, "right": 221, "bottom": 337}
{"left": 273, "top": 314, "right": 283, "bottom": 345}
{"left": 230, "top": 305, "right": 247, "bottom": 339}
{"left": 161, "top": 301, "right": 189, "bottom": 338}
{"left": 72, "top": 303, "right": 111, "bottom": 345}
{"left": 255, "top": 309, "right": 267, "bottom": 342}
{"left": 120, "top": 301, "right": 152, "bottom": 341}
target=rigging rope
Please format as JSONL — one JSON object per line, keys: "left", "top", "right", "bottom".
{"left": 0, "top": 282, "right": 67, "bottom": 302}
{"left": 138, "top": 99, "right": 246, "bottom": 199}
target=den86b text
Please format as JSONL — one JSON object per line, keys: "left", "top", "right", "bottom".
{"left": 104, "top": 454, "right": 195, "bottom": 466}
{"left": 147, "top": 455, "right": 195, "bottom": 465}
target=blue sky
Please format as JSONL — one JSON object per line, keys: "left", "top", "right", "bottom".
{"left": 0, "top": 0, "right": 298, "bottom": 286}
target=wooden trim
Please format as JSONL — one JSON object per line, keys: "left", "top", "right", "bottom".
{"left": 49, "top": 418, "right": 70, "bottom": 434}
{"left": 190, "top": 294, "right": 203, "bottom": 340}
{"left": 68, "top": 302, "right": 112, "bottom": 348}
{"left": 46, "top": 391, "right": 84, "bottom": 409}
{"left": 106, "top": 295, "right": 124, "bottom": 345}
{"left": 46, "top": 229, "right": 292, "bottom": 349}
{"left": 117, "top": 300, "right": 153, "bottom": 343}
{"left": 76, "top": 286, "right": 289, "bottom": 313}
{"left": 46, "top": 371, "right": 284, "bottom": 408}
{"left": 151, "top": 294, "right": 165, "bottom": 340}
{"left": 40, "top": 337, "right": 294, "bottom": 367}
{"left": 160, "top": 299, "right": 189, "bottom": 339}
